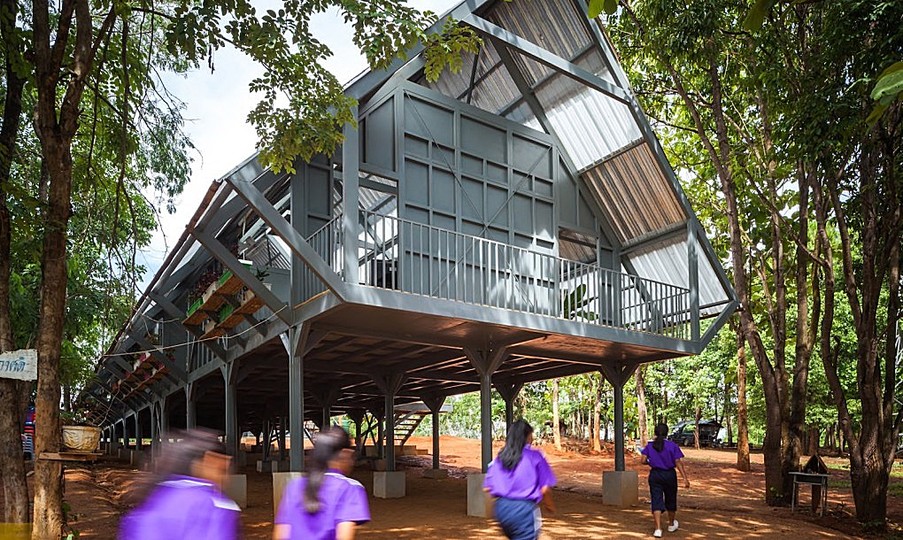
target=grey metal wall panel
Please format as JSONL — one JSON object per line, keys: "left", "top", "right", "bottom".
{"left": 362, "top": 98, "right": 396, "bottom": 172}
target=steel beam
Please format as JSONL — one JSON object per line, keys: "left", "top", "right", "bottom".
{"left": 227, "top": 176, "right": 348, "bottom": 301}
{"left": 192, "top": 227, "right": 291, "bottom": 325}
{"left": 688, "top": 222, "right": 700, "bottom": 341}
{"left": 128, "top": 332, "right": 188, "bottom": 383}
{"left": 495, "top": 380, "right": 524, "bottom": 432}
{"left": 462, "top": 15, "right": 629, "bottom": 105}
{"left": 149, "top": 291, "right": 229, "bottom": 363}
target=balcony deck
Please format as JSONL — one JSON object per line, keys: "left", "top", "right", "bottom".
{"left": 168, "top": 211, "right": 703, "bottom": 421}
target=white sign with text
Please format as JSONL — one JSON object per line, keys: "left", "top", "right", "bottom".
{"left": 0, "top": 349, "right": 37, "bottom": 381}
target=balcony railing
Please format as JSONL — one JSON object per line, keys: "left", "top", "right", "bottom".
{"left": 347, "top": 210, "right": 692, "bottom": 340}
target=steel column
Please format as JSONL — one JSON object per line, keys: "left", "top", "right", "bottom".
{"left": 495, "top": 381, "right": 524, "bottom": 433}
{"left": 134, "top": 413, "right": 143, "bottom": 450}
{"left": 342, "top": 105, "right": 360, "bottom": 282}
{"left": 601, "top": 364, "right": 638, "bottom": 472}
{"left": 159, "top": 396, "right": 169, "bottom": 438}
{"left": 278, "top": 418, "right": 288, "bottom": 462}
{"left": 613, "top": 379, "right": 625, "bottom": 471}
{"left": 465, "top": 347, "right": 509, "bottom": 473}
{"left": 422, "top": 396, "right": 446, "bottom": 470}
{"left": 281, "top": 329, "right": 305, "bottom": 471}
{"left": 385, "top": 392, "right": 395, "bottom": 470}
{"left": 688, "top": 222, "right": 700, "bottom": 341}
{"left": 222, "top": 363, "right": 239, "bottom": 457}
{"left": 479, "top": 373, "right": 492, "bottom": 472}
{"left": 373, "top": 374, "right": 407, "bottom": 471}
{"left": 185, "top": 384, "right": 197, "bottom": 430}
{"left": 150, "top": 404, "right": 158, "bottom": 457}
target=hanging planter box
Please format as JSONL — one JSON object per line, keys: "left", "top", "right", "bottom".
{"left": 202, "top": 281, "right": 220, "bottom": 303}
{"left": 203, "top": 318, "right": 217, "bottom": 334}
{"left": 186, "top": 298, "right": 203, "bottom": 317}
{"left": 217, "top": 269, "right": 234, "bottom": 287}
{"left": 219, "top": 304, "right": 235, "bottom": 323}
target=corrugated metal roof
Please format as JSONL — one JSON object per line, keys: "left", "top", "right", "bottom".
{"left": 582, "top": 142, "right": 686, "bottom": 244}
{"left": 626, "top": 235, "right": 729, "bottom": 318}
{"left": 424, "top": 39, "right": 523, "bottom": 117}
{"left": 485, "top": 0, "right": 594, "bottom": 85}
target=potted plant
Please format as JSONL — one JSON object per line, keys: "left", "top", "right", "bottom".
{"left": 60, "top": 410, "right": 101, "bottom": 453}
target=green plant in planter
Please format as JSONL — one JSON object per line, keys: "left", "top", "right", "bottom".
{"left": 60, "top": 410, "right": 93, "bottom": 427}
{"left": 219, "top": 304, "right": 235, "bottom": 323}
{"left": 186, "top": 297, "right": 203, "bottom": 317}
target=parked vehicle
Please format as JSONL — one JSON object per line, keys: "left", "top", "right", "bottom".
{"left": 668, "top": 419, "right": 722, "bottom": 447}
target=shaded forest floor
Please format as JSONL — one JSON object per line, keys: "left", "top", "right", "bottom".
{"left": 22, "top": 436, "right": 903, "bottom": 539}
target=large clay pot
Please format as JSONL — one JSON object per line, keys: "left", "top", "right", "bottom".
{"left": 62, "top": 425, "right": 101, "bottom": 453}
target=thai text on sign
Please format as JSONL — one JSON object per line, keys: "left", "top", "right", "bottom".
{"left": 0, "top": 349, "right": 38, "bottom": 381}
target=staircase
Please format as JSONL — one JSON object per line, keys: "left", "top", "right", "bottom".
{"left": 394, "top": 411, "right": 429, "bottom": 447}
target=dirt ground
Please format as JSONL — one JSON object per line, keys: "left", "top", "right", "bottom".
{"left": 29, "top": 436, "right": 903, "bottom": 539}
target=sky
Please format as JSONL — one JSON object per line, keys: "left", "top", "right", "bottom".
{"left": 138, "top": 0, "right": 458, "bottom": 291}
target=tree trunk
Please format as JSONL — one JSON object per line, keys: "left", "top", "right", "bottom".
{"left": 636, "top": 366, "right": 648, "bottom": 447}
{"left": 807, "top": 426, "right": 819, "bottom": 456}
{"left": 816, "top": 140, "right": 901, "bottom": 526}
{"left": 0, "top": 380, "right": 29, "bottom": 523}
{"left": 552, "top": 379, "right": 561, "bottom": 451}
{"left": 32, "top": 142, "right": 72, "bottom": 538}
{"left": 694, "top": 405, "right": 701, "bottom": 450}
{"left": 592, "top": 374, "right": 602, "bottom": 452}
{"left": 0, "top": 0, "right": 29, "bottom": 520}
{"left": 782, "top": 162, "right": 816, "bottom": 497}
{"left": 736, "top": 330, "right": 751, "bottom": 471}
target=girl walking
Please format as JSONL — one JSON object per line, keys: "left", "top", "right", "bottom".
{"left": 274, "top": 426, "right": 370, "bottom": 540}
{"left": 118, "top": 429, "right": 240, "bottom": 540}
{"left": 483, "top": 420, "right": 557, "bottom": 540}
{"left": 641, "top": 423, "right": 690, "bottom": 537}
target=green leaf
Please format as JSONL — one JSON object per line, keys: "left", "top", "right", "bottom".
{"left": 870, "top": 61, "right": 903, "bottom": 101}
{"left": 866, "top": 103, "right": 888, "bottom": 127}
{"left": 743, "top": 0, "right": 777, "bottom": 31}
{"left": 587, "top": 0, "right": 605, "bottom": 18}
{"left": 604, "top": 0, "right": 618, "bottom": 15}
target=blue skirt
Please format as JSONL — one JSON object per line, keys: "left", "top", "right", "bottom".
{"left": 494, "top": 497, "right": 541, "bottom": 540}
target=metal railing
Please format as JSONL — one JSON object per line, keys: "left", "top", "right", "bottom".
{"left": 355, "top": 210, "right": 692, "bottom": 340}
{"left": 301, "top": 217, "right": 344, "bottom": 300}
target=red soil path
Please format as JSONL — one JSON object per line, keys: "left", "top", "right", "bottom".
{"left": 38, "top": 436, "right": 903, "bottom": 538}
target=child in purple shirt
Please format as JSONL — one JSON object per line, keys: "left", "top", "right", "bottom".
{"left": 274, "top": 426, "right": 370, "bottom": 540}
{"left": 118, "top": 429, "right": 239, "bottom": 540}
{"left": 483, "top": 420, "right": 556, "bottom": 540}
{"left": 640, "top": 423, "right": 690, "bottom": 538}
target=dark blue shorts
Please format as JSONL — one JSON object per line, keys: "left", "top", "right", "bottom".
{"left": 649, "top": 468, "right": 678, "bottom": 512}
{"left": 494, "top": 497, "right": 541, "bottom": 540}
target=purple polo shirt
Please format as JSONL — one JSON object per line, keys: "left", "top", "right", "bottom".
{"left": 118, "top": 475, "right": 240, "bottom": 540}
{"left": 483, "top": 445, "right": 556, "bottom": 503}
{"left": 275, "top": 470, "right": 370, "bottom": 540}
{"left": 642, "top": 440, "right": 684, "bottom": 470}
